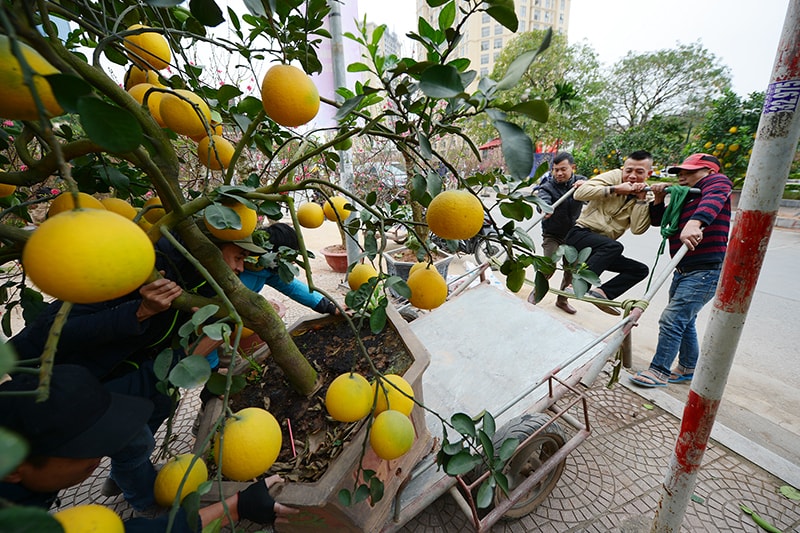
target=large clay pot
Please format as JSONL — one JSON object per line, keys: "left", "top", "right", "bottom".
{"left": 321, "top": 244, "right": 349, "bottom": 273}
{"left": 195, "top": 304, "right": 432, "bottom": 532}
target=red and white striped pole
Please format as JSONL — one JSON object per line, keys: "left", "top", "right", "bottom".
{"left": 651, "top": 1, "right": 800, "bottom": 530}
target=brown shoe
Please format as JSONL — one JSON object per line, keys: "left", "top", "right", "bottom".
{"left": 587, "top": 290, "right": 621, "bottom": 316}
{"left": 555, "top": 297, "right": 577, "bottom": 314}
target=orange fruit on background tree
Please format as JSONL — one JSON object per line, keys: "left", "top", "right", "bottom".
{"left": 23, "top": 209, "right": 155, "bottom": 304}
{"left": 348, "top": 263, "right": 378, "bottom": 290}
{"left": 369, "top": 409, "right": 415, "bottom": 461}
{"left": 0, "top": 35, "right": 63, "bottom": 120}
{"left": 325, "top": 372, "right": 373, "bottom": 422}
{"left": 261, "top": 64, "right": 320, "bottom": 127}
{"left": 322, "top": 196, "right": 351, "bottom": 222}
{"left": 47, "top": 192, "right": 106, "bottom": 218}
{"left": 142, "top": 196, "right": 166, "bottom": 223}
{"left": 153, "top": 453, "right": 208, "bottom": 507}
{"left": 372, "top": 374, "right": 414, "bottom": 415}
{"left": 100, "top": 197, "right": 137, "bottom": 220}
{"left": 203, "top": 202, "right": 257, "bottom": 241}
{"left": 159, "top": 89, "right": 211, "bottom": 138}
{"left": 197, "top": 134, "right": 235, "bottom": 170}
{"left": 406, "top": 267, "right": 448, "bottom": 310}
{"left": 426, "top": 189, "right": 484, "bottom": 240}
{"left": 296, "top": 202, "right": 325, "bottom": 228}
{"left": 124, "top": 24, "right": 171, "bottom": 70}
{"left": 213, "top": 407, "right": 282, "bottom": 482}
{"left": 53, "top": 504, "right": 124, "bottom": 533}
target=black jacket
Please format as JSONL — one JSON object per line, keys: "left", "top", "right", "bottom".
{"left": 537, "top": 173, "right": 585, "bottom": 240}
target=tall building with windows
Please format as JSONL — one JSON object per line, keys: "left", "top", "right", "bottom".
{"left": 416, "top": 0, "right": 571, "bottom": 78}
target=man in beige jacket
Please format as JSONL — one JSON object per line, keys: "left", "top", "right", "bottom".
{"left": 564, "top": 150, "right": 656, "bottom": 315}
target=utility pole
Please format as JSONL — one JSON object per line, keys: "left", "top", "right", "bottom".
{"left": 328, "top": 0, "right": 360, "bottom": 267}
{"left": 651, "top": 1, "right": 800, "bottom": 530}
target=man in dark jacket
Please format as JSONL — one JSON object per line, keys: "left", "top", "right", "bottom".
{"left": 531, "top": 152, "right": 586, "bottom": 314}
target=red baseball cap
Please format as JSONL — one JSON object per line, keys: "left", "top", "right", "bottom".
{"left": 668, "top": 153, "right": 721, "bottom": 174}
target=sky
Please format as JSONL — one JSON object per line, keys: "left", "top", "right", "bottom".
{"left": 356, "top": 0, "right": 793, "bottom": 96}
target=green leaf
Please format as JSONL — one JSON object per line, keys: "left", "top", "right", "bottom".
{"left": 201, "top": 323, "right": 229, "bottom": 342}
{"left": 169, "top": 355, "right": 212, "bottom": 389}
{"left": 484, "top": 0, "right": 518, "bottom": 32}
{"left": 192, "top": 305, "right": 220, "bottom": 326}
{"left": 353, "top": 484, "right": 370, "bottom": 503}
{"left": 498, "top": 200, "right": 532, "bottom": 222}
{"left": 477, "top": 431, "right": 494, "bottom": 459}
{"left": 482, "top": 411, "right": 496, "bottom": 438}
{"left": 643, "top": 403, "right": 654, "bottom": 410}
{"left": 505, "top": 269, "right": 526, "bottom": 293}
{"left": 370, "top": 305, "right": 387, "bottom": 333}
{"left": 0, "top": 341, "right": 17, "bottom": 377}
{"left": 779, "top": 485, "right": 800, "bottom": 501}
{"left": 438, "top": 1, "right": 456, "bottom": 30}
{"left": 497, "top": 437, "right": 519, "bottom": 463}
{"left": 533, "top": 271, "right": 549, "bottom": 304}
{"left": 451, "top": 413, "right": 476, "bottom": 438}
{"left": 153, "top": 348, "right": 175, "bottom": 381}
{"left": 337, "top": 488, "right": 352, "bottom": 507}
{"left": 493, "top": 120, "right": 533, "bottom": 179}
{"left": 20, "top": 288, "right": 45, "bottom": 324}
{"left": 47, "top": 73, "right": 93, "bottom": 114}
{"left": 419, "top": 65, "right": 465, "bottom": 98}
{"left": 507, "top": 99, "right": 550, "bottom": 123}
{"left": 189, "top": 0, "right": 224, "bottom": 26}
{"left": 444, "top": 451, "right": 482, "bottom": 476}
{"left": 417, "top": 132, "right": 432, "bottom": 159}
{"left": 334, "top": 94, "right": 365, "bottom": 122}
{"left": 78, "top": 97, "right": 143, "bottom": 153}
{"left": 0, "top": 506, "right": 62, "bottom": 533}
{"left": 0, "top": 427, "right": 28, "bottom": 479}
{"left": 368, "top": 476, "right": 385, "bottom": 504}
{"left": 476, "top": 478, "right": 495, "bottom": 509}
{"left": 204, "top": 204, "right": 241, "bottom": 230}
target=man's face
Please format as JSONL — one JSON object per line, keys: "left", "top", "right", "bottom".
{"left": 220, "top": 243, "right": 249, "bottom": 274}
{"left": 621, "top": 158, "right": 653, "bottom": 183}
{"left": 551, "top": 160, "right": 575, "bottom": 183}
{"left": 677, "top": 168, "right": 710, "bottom": 187}
{"left": 12, "top": 457, "right": 101, "bottom": 492}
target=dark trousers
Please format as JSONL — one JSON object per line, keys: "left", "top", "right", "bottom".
{"left": 565, "top": 226, "right": 648, "bottom": 300}
{"left": 542, "top": 234, "right": 572, "bottom": 291}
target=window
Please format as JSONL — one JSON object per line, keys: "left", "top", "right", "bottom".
{"left": 494, "top": 38, "right": 503, "bottom": 49}
{"left": 520, "top": 6, "right": 527, "bottom": 17}
{"left": 480, "top": 68, "right": 489, "bottom": 77}
{"left": 545, "top": 0, "right": 551, "bottom": 7}
{"left": 534, "top": 9, "right": 540, "bottom": 20}
{"left": 481, "top": 26, "right": 490, "bottom": 37}
{"left": 519, "top": 20, "right": 526, "bottom": 31}
{"left": 493, "top": 52, "right": 501, "bottom": 61}
{"left": 482, "top": 13, "right": 490, "bottom": 23}
{"left": 561, "top": 0, "right": 566, "bottom": 8}
{"left": 494, "top": 24, "right": 503, "bottom": 35}
{"left": 559, "top": 13, "right": 564, "bottom": 23}
{"left": 481, "top": 54, "right": 489, "bottom": 65}
{"left": 481, "top": 40, "right": 489, "bottom": 51}
{"left": 544, "top": 11, "right": 550, "bottom": 22}
{"left": 534, "top": 0, "right": 540, "bottom": 5}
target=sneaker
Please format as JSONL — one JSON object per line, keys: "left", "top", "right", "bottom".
{"left": 100, "top": 477, "right": 122, "bottom": 497}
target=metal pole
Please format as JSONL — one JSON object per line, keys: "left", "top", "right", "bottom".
{"left": 328, "top": 1, "right": 360, "bottom": 266}
{"left": 651, "top": 1, "right": 800, "bottom": 530}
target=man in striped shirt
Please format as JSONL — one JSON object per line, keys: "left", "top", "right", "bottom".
{"left": 630, "top": 153, "right": 732, "bottom": 388}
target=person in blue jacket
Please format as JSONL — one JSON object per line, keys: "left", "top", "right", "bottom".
{"left": 0, "top": 364, "right": 295, "bottom": 532}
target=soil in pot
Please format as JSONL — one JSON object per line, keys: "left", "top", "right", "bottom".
{"left": 226, "top": 318, "right": 413, "bottom": 483}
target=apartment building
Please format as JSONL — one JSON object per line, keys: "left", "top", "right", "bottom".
{"left": 416, "top": 0, "right": 571, "bottom": 77}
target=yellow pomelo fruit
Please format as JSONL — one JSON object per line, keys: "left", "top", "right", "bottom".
{"left": 159, "top": 89, "right": 211, "bottom": 138}
{"left": 23, "top": 209, "right": 155, "bottom": 304}
{"left": 325, "top": 372, "right": 373, "bottom": 422}
{"left": 0, "top": 182, "right": 17, "bottom": 198}
{"left": 234, "top": 325, "right": 256, "bottom": 338}
{"left": 53, "top": 504, "right": 124, "bottom": 533}
{"left": 142, "top": 196, "right": 166, "bottom": 223}
{"left": 153, "top": 453, "right": 208, "bottom": 507}
{"left": 124, "top": 65, "right": 164, "bottom": 90}
{"left": 0, "top": 35, "right": 63, "bottom": 120}
{"left": 100, "top": 197, "right": 137, "bottom": 220}
{"left": 214, "top": 407, "right": 282, "bottom": 481}
{"left": 348, "top": 263, "right": 378, "bottom": 291}
{"left": 197, "top": 135, "right": 235, "bottom": 170}
{"left": 408, "top": 262, "right": 428, "bottom": 278}
{"left": 261, "top": 64, "right": 320, "bottom": 127}
{"left": 189, "top": 122, "right": 223, "bottom": 142}
{"left": 406, "top": 267, "right": 447, "bottom": 310}
{"left": 127, "top": 83, "right": 168, "bottom": 127}
{"left": 124, "top": 24, "right": 171, "bottom": 70}
{"left": 297, "top": 202, "right": 325, "bottom": 228}
{"left": 372, "top": 374, "right": 414, "bottom": 415}
{"left": 47, "top": 192, "right": 105, "bottom": 218}
{"left": 426, "top": 189, "right": 484, "bottom": 240}
{"left": 370, "top": 410, "right": 415, "bottom": 461}
{"left": 137, "top": 213, "right": 153, "bottom": 232}
{"left": 203, "top": 202, "right": 257, "bottom": 241}
{"left": 322, "top": 196, "right": 351, "bottom": 222}
{"left": 729, "top": 126, "right": 738, "bottom": 134}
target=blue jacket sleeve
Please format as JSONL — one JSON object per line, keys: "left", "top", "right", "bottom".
{"left": 241, "top": 269, "right": 324, "bottom": 310}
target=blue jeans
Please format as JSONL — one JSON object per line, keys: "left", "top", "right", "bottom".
{"left": 648, "top": 267, "right": 721, "bottom": 380}
{"left": 108, "top": 424, "right": 157, "bottom": 511}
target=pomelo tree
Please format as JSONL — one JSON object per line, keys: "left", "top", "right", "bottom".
{"left": 0, "top": 0, "right": 575, "bottom": 525}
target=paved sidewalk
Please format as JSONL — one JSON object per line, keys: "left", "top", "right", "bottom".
{"left": 56, "top": 219, "right": 800, "bottom": 531}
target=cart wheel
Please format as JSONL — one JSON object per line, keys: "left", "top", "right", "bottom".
{"left": 493, "top": 412, "right": 566, "bottom": 519}
{"left": 473, "top": 236, "right": 499, "bottom": 268}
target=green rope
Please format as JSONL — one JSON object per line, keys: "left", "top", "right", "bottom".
{"left": 646, "top": 185, "right": 692, "bottom": 291}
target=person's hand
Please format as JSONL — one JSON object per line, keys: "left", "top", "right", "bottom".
{"left": 649, "top": 182, "right": 668, "bottom": 204}
{"left": 679, "top": 220, "right": 704, "bottom": 251}
{"left": 572, "top": 179, "right": 586, "bottom": 189}
{"left": 237, "top": 475, "right": 299, "bottom": 525}
{"left": 136, "top": 273, "right": 183, "bottom": 321}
